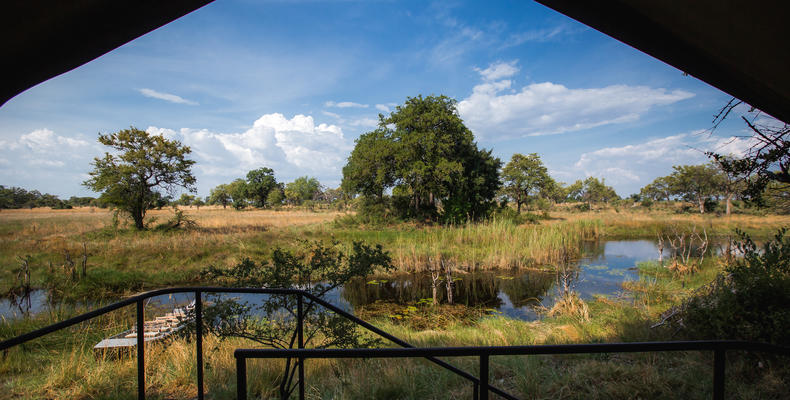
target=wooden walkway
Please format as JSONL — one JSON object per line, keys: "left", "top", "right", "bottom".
{"left": 94, "top": 301, "right": 194, "bottom": 350}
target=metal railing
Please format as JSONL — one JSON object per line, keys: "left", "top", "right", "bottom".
{"left": 235, "top": 340, "right": 790, "bottom": 400}
{"left": 0, "top": 286, "right": 517, "bottom": 399}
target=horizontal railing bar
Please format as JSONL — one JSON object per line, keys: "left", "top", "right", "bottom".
{"left": 234, "top": 341, "right": 790, "bottom": 359}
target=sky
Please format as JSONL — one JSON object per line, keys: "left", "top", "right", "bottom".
{"left": 0, "top": 0, "right": 757, "bottom": 199}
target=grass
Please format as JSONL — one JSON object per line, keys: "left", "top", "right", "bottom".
{"left": 1, "top": 205, "right": 789, "bottom": 397}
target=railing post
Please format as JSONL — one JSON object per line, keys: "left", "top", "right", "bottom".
{"left": 136, "top": 299, "right": 145, "bottom": 400}
{"left": 195, "top": 290, "right": 204, "bottom": 400}
{"left": 297, "top": 294, "right": 305, "bottom": 400}
{"left": 479, "top": 354, "right": 489, "bottom": 400}
{"left": 473, "top": 381, "right": 479, "bottom": 400}
{"left": 713, "top": 347, "right": 725, "bottom": 400}
{"left": 236, "top": 355, "right": 247, "bottom": 400}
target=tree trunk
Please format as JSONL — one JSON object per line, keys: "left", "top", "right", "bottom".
{"left": 725, "top": 193, "right": 733, "bottom": 215}
{"left": 697, "top": 196, "right": 705, "bottom": 214}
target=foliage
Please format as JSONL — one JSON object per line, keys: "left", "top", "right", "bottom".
{"left": 501, "top": 153, "right": 555, "bottom": 213}
{"left": 667, "top": 164, "right": 724, "bottom": 214}
{"left": 199, "top": 240, "right": 392, "bottom": 398}
{"left": 0, "top": 185, "right": 72, "bottom": 209}
{"left": 673, "top": 229, "right": 790, "bottom": 344}
{"left": 227, "top": 178, "right": 248, "bottom": 210}
{"left": 573, "top": 177, "right": 619, "bottom": 206}
{"left": 266, "top": 184, "right": 285, "bottom": 207}
{"left": 208, "top": 184, "right": 232, "bottom": 209}
{"left": 342, "top": 95, "right": 501, "bottom": 222}
{"left": 83, "top": 127, "right": 196, "bottom": 229}
{"left": 246, "top": 167, "right": 278, "bottom": 208}
{"left": 707, "top": 100, "right": 790, "bottom": 201}
{"left": 284, "top": 176, "right": 321, "bottom": 205}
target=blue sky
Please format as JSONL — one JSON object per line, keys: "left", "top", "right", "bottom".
{"left": 0, "top": 0, "right": 754, "bottom": 199}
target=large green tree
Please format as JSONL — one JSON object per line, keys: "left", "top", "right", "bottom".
{"left": 342, "top": 95, "right": 501, "bottom": 221}
{"left": 501, "top": 153, "right": 554, "bottom": 213}
{"left": 246, "top": 167, "right": 278, "bottom": 208}
{"left": 668, "top": 163, "right": 723, "bottom": 214}
{"left": 285, "top": 176, "right": 321, "bottom": 205}
{"left": 84, "top": 127, "right": 196, "bottom": 229}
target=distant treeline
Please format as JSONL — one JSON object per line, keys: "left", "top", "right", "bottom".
{"left": 0, "top": 185, "right": 106, "bottom": 209}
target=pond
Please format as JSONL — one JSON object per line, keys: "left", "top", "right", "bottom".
{"left": 0, "top": 240, "right": 681, "bottom": 322}
{"left": 332, "top": 239, "right": 668, "bottom": 321}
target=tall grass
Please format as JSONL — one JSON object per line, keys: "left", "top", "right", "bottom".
{"left": 385, "top": 219, "right": 602, "bottom": 271}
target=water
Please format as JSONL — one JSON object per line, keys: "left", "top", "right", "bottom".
{"left": 338, "top": 240, "right": 669, "bottom": 320}
{"left": 0, "top": 240, "right": 681, "bottom": 322}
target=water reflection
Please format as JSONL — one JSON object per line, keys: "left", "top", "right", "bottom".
{"left": 1, "top": 240, "right": 714, "bottom": 322}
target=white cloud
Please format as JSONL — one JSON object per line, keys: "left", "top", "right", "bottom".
{"left": 474, "top": 60, "right": 519, "bottom": 81}
{"left": 565, "top": 131, "right": 756, "bottom": 193}
{"left": 17, "top": 129, "right": 91, "bottom": 151}
{"left": 375, "top": 104, "right": 391, "bottom": 113}
{"left": 322, "top": 110, "right": 342, "bottom": 119}
{"left": 500, "top": 25, "right": 578, "bottom": 49}
{"left": 146, "top": 113, "right": 352, "bottom": 186}
{"left": 325, "top": 101, "right": 368, "bottom": 108}
{"left": 139, "top": 88, "right": 199, "bottom": 105}
{"left": 458, "top": 79, "right": 694, "bottom": 138}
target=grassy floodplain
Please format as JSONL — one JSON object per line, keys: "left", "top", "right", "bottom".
{"left": 1, "top": 206, "right": 790, "bottom": 398}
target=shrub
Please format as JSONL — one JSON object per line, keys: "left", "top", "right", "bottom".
{"left": 674, "top": 229, "right": 790, "bottom": 345}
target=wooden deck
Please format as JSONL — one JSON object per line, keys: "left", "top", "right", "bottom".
{"left": 94, "top": 302, "right": 193, "bottom": 350}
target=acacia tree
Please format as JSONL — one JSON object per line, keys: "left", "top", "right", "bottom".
{"left": 668, "top": 164, "right": 723, "bottom": 214}
{"left": 84, "top": 127, "right": 196, "bottom": 229}
{"left": 501, "top": 153, "right": 553, "bottom": 213}
{"left": 579, "top": 177, "right": 619, "bottom": 208}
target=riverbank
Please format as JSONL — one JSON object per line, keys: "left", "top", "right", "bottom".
{"left": 1, "top": 255, "right": 786, "bottom": 399}
{"left": 2, "top": 207, "right": 789, "bottom": 300}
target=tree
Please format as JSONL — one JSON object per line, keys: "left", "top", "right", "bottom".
{"left": 285, "top": 176, "right": 321, "bottom": 205}
{"left": 640, "top": 176, "right": 673, "bottom": 202}
{"left": 192, "top": 197, "right": 205, "bottom": 210}
{"left": 579, "top": 177, "right": 618, "bottom": 208}
{"left": 209, "top": 184, "right": 232, "bottom": 209}
{"left": 177, "top": 193, "right": 195, "bottom": 206}
{"left": 668, "top": 164, "right": 723, "bottom": 214}
{"left": 266, "top": 184, "right": 285, "bottom": 207}
{"left": 200, "top": 240, "right": 392, "bottom": 398}
{"left": 708, "top": 99, "right": 790, "bottom": 200}
{"left": 501, "top": 153, "right": 553, "bottom": 213}
{"left": 83, "top": 127, "right": 196, "bottom": 229}
{"left": 342, "top": 128, "right": 397, "bottom": 199}
{"left": 342, "top": 95, "right": 500, "bottom": 221}
{"left": 246, "top": 167, "right": 278, "bottom": 208}
{"left": 227, "top": 178, "right": 248, "bottom": 210}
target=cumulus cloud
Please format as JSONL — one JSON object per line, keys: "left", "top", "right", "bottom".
{"left": 565, "top": 131, "right": 756, "bottom": 193}
{"left": 0, "top": 128, "right": 97, "bottom": 196}
{"left": 474, "top": 60, "right": 519, "bottom": 81}
{"left": 458, "top": 77, "right": 694, "bottom": 138}
{"left": 375, "top": 104, "right": 390, "bottom": 113}
{"left": 147, "top": 113, "right": 351, "bottom": 188}
{"left": 139, "top": 88, "right": 198, "bottom": 105}
{"left": 324, "top": 101, "right": 368, "bottom": 108}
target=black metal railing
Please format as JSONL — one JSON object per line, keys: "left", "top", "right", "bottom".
{"left": 0, "top": 286, "right": 517, "bottom": 399}
{"left": 235, "top": 340, "right": 790, "bottom": 400}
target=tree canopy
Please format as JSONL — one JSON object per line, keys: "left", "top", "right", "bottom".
{"left": 342, "top": 95, "right": 501, "bottom": 222}
{"left": 501, "top": 153, "right": 555, "bottom": 213}
{"left": 83, "top": 127, "right": 196, "bottom": 229}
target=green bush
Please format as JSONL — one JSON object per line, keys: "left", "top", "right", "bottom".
{"left": 676, "top": 229, "right": 790, "bottom": 345}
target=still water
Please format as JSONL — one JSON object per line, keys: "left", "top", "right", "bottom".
{"left": 1, "top": 240, "right": 669, "bottom": 322}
